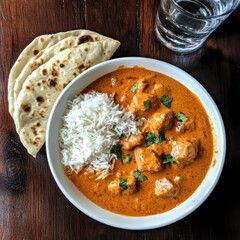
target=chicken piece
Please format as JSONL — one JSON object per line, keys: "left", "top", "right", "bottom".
{"left": 129, "top": 92, "right": 159, "bottom": 116}
{"left": 176, "top": 120, "right": 196, "bottom": 133}
{"left": 155, "top": 177, "right": 181, "bottom": 197}
{"left": 144, "top": 109, "right": 174, "bottom": 133}
{"left": 108, "top": 180, "right": 121, "bottom": 194}
{"left": 136, "top": 78, "right": 149, "bottom": 92}
{"left": 134, "top": 147, "right": 162, "bottom": 172}
{"left": 120, "top": 134, "right": 144, "bottom": 150}
{"left": 109, "top": 175, "right": 138, "bottom": 195}
{"left": 171, "top": 138, "right": 199, "bottom": 168}
{"left": 150, "top": 82, "right": 170, "bottom": 97}
{"left": 173, "top": 176, "right": 182, "bottom": 185}
{"left": 127, "top": 175, "right": 137, "bottom": 195}
{"left": 147, "top": 143, "right": 163, "bottom": 157}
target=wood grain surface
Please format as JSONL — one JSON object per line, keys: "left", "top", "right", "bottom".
{"left": 0, "top": 0, "right": 240, "bottom": 239}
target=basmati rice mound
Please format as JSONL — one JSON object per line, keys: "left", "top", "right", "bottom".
{"left": 59, "top": 91, "right": 143, "bottom": 179}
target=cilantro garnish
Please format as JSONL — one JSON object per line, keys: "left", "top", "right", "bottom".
{"left": 145, "top": 131, "right": 166, "bottom": 147}
{"left": 175, "top": 112, "right": 188, "bottom": 122}
{"left": 132, "top": 170, "right": 148, "bottom": 182}
{"left": 162, "top": 154, "right": 176, "bottom": 164}
{"left": 145, "top": 132, "right": 156, "bottom": 147}
{"left": 119, "top": 178, "right": 128, "bottom": 190}
{"left": 130, "top": 83, "right": 137, "bottom": 93}
{"left": 160, "top": 95, "right": 173, "bottom": 108}
{"left": 143, "top": 100, "right": 151, "bottom": 111}
{"left": 155, "top": 131, "right": 166, "bottom": 145}
{"left": 125, "top": 154, "right": 132, "bottom": 163}
{"left": 110, "top": 144, "right": 124, "bottom": 163}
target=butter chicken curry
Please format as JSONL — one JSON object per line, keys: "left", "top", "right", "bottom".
{"left": 66, "top": 67, "right": 214, "bottom": 216}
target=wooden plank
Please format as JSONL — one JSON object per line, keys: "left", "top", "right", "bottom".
{"left": 85, "top": 0, "right": 139, "bottom": 57}
{"left": 138, "top": 0, "right": 171, "bottom": 61}
{"left": 0, "top": 0, "right": 86, "bottom": 238}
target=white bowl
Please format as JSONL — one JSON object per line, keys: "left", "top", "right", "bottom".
{"left": 46, "top": 57, "right": 226, "bottom": 230}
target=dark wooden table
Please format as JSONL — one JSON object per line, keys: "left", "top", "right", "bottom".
{"left": 1, "top": 1, "right": 240, "bottom": 239}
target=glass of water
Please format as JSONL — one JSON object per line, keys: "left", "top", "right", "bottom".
{"left": 155, "top": 0, "right": 240, "bottom": 53}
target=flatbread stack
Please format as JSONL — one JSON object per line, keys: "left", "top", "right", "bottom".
{"left": 8, "top": 29, "right": 120, "bottom": 157}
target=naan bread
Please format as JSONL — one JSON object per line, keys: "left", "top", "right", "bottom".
{"left": 13, "top": 40, "right": 120, "bottom": 157}
{"left": 8, "top": 29, "right": 119, "bottom": 116}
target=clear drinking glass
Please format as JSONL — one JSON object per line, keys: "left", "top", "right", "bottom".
{"left": 155, "top": 0, "right": 240, "bottom": 53}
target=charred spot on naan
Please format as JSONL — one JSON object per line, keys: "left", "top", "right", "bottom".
{"left": 36, "top": 96, "right": 44, "bottom": 105}
{"left": 34, "top": 51, "right": 44, "bottom": 59}
{"left": 51, "top": 67, "right": 58, "bottom": 77}
{"left": 37, "top": 79, "right": 46, "bottom": 87}
{"left": 31, "top": 126, "right": 38, "bottom": 136}
{"left": 30, "top": 59, "right": 45, "bottom": 71}
{"left": 39, "top": 110, "right": 45, "bottom": 118}
{"left": 30, "top": 62, "right": 42, "bottom": 71}
{"left": 33, "top": 50, "right": 39, "bottom": 55}
{"left": 47, "top": 78, "right": 57, "bottom": 87}
{"left": 72, "top": 64, "right": 91, "bottom": 78}
{"left": 78, "top": 64, "right": 88, "bottom": 72}
{"left": 33, "top": 137, "right": 42, "bottom": 146}
{"left": 26, "top": 135, "right": 42, "bottom": 146}
{"left": 40, "top": 37, "right": 45, "bottom": 42}
{"left": 42, "top": 69, "right": 47, "bottom": 76}
{"left": 78, "top": 35, "right": 94, "bottom": 45}
{"left": 21, "top": 104, "right": 31, "bottom": 113}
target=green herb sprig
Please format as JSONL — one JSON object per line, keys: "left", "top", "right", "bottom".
{"left": 143, "top": 100, "right": 151, "bottom": 111}
{"left": 162, "top": 154, "right": 176, "bottom": 164}
{"left": 175, "top": 112, "right": 188, "bottom": 122}
{"left": 119, "top": 178, "right": 128, "bottom": 190}
{"left": 110, "top": 144, "right": 124, "bottom": 163}
{"left": 160, "top": 95, "right": 173, "bottom": 108}
{"left": 145, "top": 131, "right": 166, "bottom": 147}
{"left": 132, "top": 170, "right": 148, "bottom": 182}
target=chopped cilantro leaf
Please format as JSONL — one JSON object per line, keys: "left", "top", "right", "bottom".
{"left": 175, "top": 112, "right": 188, "bottom": 122}
{"left": 154, "top": 131, "right": 166, "bottom": 145}
{"left": 132, "top": 169, "right": 141, "bottom": 178}
{"left": 162, "top": 154, "right": 176, "bottom": 164}
{"left": 119, "top": 178, "right": 128, "bottom": 190}
{"left": 132, "top": 170, "right": 148, "bottom": 182}
{"left": 160, "top": 95, "right": 173, "bottom": 108}
{"left": 110, "top": 144, "right": 124, "bottom": 163}
{"left": 143, "top": 100, "right": 151, "bottom": 111}
{"left": 138, "top": 175, "right": 148, "bottom": 182}
{"left": 145, "top": 132, "right": 156, "bottom": 147}
{"left": 145, "top": 131, "right": 166, "bottom": 147}
{"left": 125, "top": 154, "right": 132, "bottom": 163}
{"left": 130, "top": 83, "right": 137, "bottom": 93}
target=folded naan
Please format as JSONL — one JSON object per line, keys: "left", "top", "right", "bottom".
{"left": 8, "top": 29, "right": 119, "bottom": 116}
{"left": 11, "top": 35, "right": 120, "bottom": 157}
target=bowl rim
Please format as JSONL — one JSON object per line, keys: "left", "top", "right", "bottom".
{"left": 46, "top": 56, "right": 226, "bottom": 230}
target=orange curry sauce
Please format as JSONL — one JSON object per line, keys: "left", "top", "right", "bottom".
{"left": 66, "top": 67, "right": 214, "bottom": 216}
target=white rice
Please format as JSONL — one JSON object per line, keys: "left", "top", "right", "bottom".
{"left": 59, "top": 91, "right": 143, "bottom": 178}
